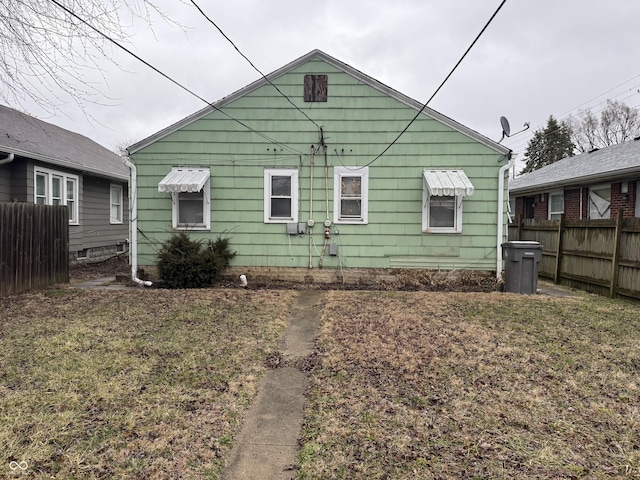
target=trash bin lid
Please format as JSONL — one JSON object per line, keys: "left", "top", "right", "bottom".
{"left": 501, "top": 241, "right": 541, "bottom": 248}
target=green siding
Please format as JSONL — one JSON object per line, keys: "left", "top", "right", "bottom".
{"left": 132, "top": 57, "right": 510, "bottom": 273}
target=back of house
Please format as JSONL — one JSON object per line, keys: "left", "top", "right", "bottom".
{"left": 128, "top": 50, "right": 511, "bottom": 284}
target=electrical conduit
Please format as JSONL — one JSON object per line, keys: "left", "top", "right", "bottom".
{"left": 496, "top": 157, "right": 514, "bottom": 280}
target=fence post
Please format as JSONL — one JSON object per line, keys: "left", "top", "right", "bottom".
{"left": 517, "top": 218, "right": 523, "bottom": 241}
{"left": 609, "top": 207, "right": 624, "bottom": 298}
{"left": 554, "top": 215, "right": 564, "bottom": 284}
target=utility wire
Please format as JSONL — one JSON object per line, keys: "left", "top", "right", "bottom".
{"left": 48, "top": 0, "right": 304, "bottom": 156}
{"left": 364, "top": 0, "right": 508, "bottom": 168}
{"left": 188, "top": 0, "right": 322, "bottom": 131}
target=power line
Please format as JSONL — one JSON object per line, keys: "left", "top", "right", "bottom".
{"left": 47, "top": 0, "right": 304, "bottom": 156}
{"left": 361, "top": 0, "right": 508, "bottom": 168}
{"left": 188, "top": 0, "right": 322, "bottom": 131}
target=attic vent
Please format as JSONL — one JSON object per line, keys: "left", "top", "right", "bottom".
{"left": 304, "top": 75, "right": 328, "bottom": 102}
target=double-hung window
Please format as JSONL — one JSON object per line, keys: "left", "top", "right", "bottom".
{"left": 34, "top": 167, "right": 79, "bottom": 224}
{"left": 422, "top": 170, "right": 474, "bottom": 233}
{"left": 110, "top": 184, "right": 123, "bottom": 224}
{"left": 333, "top": 166, "right": 369, "bottom": 224}
{"left": 264, "top": 169, "right": 298, "bottom": 223}
{"left": 548, "top": 191, "right": 564, "bottom": 220}
{"left": 158, "top": 167, "right": 211, "bottom": 230}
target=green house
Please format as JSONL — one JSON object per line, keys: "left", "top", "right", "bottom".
{"left": 126, "top": 50, "right": 512, "bottom": 284}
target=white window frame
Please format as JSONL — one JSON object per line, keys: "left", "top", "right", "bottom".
{"left": 34, "top": 167, "right": 79, "bottom": 224}
{"left": 264, "top": 169, "right": 299, "bottom": 223}
{"left": 333, "top": 166, "right": 369, "bottom": 224}
{"left": 548, "top": 190, "right": 564, "bottom": 220}
{"left": 422, "top": 194, "right": 463, "bottom": 233}
{"left": 171, "top": 177, "right": 211, "bottom": 230}
{"left": 110, "top": 184, "right": 123, "bottom": 224}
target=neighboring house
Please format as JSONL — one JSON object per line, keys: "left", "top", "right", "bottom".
{"left": 0, "top": 104, "right": 130, "bottom": 262}
{"left": 127, "top": 49, "right": 512, "bottom": 283}
{"left": 510, "top": 137, "right": 640, "bottom": 221}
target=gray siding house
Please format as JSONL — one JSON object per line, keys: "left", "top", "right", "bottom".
{"left": 0, "top": 104, "right": 129, "bottom": 262}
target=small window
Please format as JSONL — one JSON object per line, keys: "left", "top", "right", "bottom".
{"left": 264, "top": 169, "right": 298, "bottom": 223}
{"left": 34, "top": 168, "right": 79, "bottom": 224}
{"left": 333, "top": 166, "right": 369, "bottom": 224}
{"left": 110, "top": 184, "right": 123, "bottom": 224}
{"left": 548, "top": 191, "right": 564, "bottom": 220}
{"left": 158, "top": 167, "right": 211, "bottom": 231}
{"left": 589, "top": 184, "right": 611, "bottom": 219}
{"left": 422, "top": 170, "right": 474, "bottom": 234}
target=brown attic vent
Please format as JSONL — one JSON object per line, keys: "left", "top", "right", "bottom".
{"left": 304, "top": 75, "right": 328, "bottom": 102}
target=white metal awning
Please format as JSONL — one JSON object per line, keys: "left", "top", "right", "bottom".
{"left": 158, "top": 168, "right": 210, "bottom": 193}
{"left": 423, "top": 169, "right": 474, "bottom": 196}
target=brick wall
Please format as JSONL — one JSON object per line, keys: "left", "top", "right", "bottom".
{"left": 611, "top": 181, "right": 637, "bottom": 218}
{"left": 534, "top": 193, "right": 548, "bottom": 220}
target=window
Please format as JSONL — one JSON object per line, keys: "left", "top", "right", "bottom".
{"left": 589, "top": 184, "right": 610, "bottom": 219}
{"left": 34, "top": 168, "right": 79, "bottom": 224}
{"left": 158, "top": 167, "right": 211, "bottom": 230}
{"left": 548, "top": 191, "right": 564, "bottom": 220}
{"left": 110, "top": 184, "right": 123, "bottom": 224}
{"left": 264, "top": 169, "right": 298, "bottom": 223}
{"left": 422, "top": 170, "right": 474, "bottom": 233}
{"left": 333, "top": 166, "right": 369, "bottom": 224}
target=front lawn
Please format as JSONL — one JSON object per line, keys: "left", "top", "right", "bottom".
{"left": 298, "top": 290, "right": 640, "bottom": 479}
{"left": 0, "top": 288, "right": 294, "bottom": 479}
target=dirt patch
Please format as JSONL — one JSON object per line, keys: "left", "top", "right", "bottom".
{"left": 69, "top": 254, "right": 130, "bottom": 283}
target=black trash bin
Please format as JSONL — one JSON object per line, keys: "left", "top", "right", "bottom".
{"left": 501, "top": 241, "right": 542, "bottom": 294}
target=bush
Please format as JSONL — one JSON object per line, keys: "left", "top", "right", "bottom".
{"left": 157, "top": 232, "right": 236, "bottom": 288}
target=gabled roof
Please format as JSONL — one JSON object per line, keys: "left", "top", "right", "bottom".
{"left": 128, "top": 49, "right": 510, "bottom": 156}
{"left": 0, "top": 104, "right": 128, "bottom": 181}
{"left": 510, "top": 138, "right": 640, "bottom": 195}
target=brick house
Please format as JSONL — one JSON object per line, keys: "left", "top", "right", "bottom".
{"left": 509, "top": 137, "right": 640, "bottom": 221}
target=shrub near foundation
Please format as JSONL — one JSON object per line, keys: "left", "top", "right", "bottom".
{"left": 157, "top": 232, "right": 236, "bottom": 288}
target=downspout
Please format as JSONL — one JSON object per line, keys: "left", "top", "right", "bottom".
{"left": 0, "top": 152, "right": 15, "bottom": 165}
{"left": 122, "top": 154, "right": 153, "bottom": 287}
{"left": 308, "top": 145, "right": 315, "bottom": 269}
{"left": 496, "top": 155, "right": 515, "bottom": 281}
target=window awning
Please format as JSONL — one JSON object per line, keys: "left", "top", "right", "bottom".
{"left": 423, "top": 170, "right": 474, "bottom": 196}
{"left": 158, "top": 168, "right": 210, "bottom": 193}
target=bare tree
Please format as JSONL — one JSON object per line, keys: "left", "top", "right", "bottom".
{"left": 0, "top": 0, "right": 180, "bottom": 114}
{"left": 570, "top": 99, "right": 640, "bottom": 152}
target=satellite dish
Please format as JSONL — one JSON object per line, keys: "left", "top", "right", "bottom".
{"left": 500, "top": 116, "right": 511, "bottom": 138}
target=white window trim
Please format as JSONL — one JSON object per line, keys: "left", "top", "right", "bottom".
{"left": 333, "top": 166, "right": 369, "bottom": 224}
{"left": 421, "top": 179, "right": 464, "bottom": 234}
{"left": 264, "top": 169, "right": 299, "bottom": 223}
{"left": 548, "top": 190, "right": 564, "bottom": 220}
{"left": 170, "top": 177, "right": 211, "bottom": 230}
{"left": 110, "top": 184, "right": 123, "bottom": 224}
{"left": 34, "top": 167, "right": 79, "bottom": 225}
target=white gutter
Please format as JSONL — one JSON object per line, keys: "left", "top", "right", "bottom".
{"left": 496, "top": 157, "right": 515, "bottom": 280}
{"left": 0, "top": 152, "right": 15, "bottom": 165}
{"left": 122, "top": 155, "right": 153, "bottom": 287}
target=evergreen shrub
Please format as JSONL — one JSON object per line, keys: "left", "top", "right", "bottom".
{"left": 156, "top": 232, "right": 236, "bottom": 288}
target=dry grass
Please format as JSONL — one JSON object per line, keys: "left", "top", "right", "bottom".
{"left": 297, "top": 291, "right": 640, "bottom": 479}
{"left": 0, "top": 287, "right": 295, "bottom": 479}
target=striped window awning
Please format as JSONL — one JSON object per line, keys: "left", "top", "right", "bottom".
{"left": 158, "top": 168, "right": 210, "bottom": 193}
{"left": 423, "top": 170, "right": 474, "bottom": 196}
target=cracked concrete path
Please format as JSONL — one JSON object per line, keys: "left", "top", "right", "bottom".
{"left": 221, "top": 290, "right": 324, "bottom": 480}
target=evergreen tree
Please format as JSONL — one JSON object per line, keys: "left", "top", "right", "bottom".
{"left": 521, "top": 116, "right": 575, "bottom": 173}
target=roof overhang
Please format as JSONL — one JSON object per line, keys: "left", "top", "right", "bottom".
{"left": 158, "top": 168, "right": 210, "bottom": 193}
{"left": 423, "top": 169, "right": 475, "bottom": 196}
{"left": 0, "top": 145, "right": 129, "bottom": 181}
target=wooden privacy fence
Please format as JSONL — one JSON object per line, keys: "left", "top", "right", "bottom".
{"left": 508, "top": 209, "right": 640, "bottom": 300}
{"left": 0, "top": 202, "right": 69, "bottom": 297}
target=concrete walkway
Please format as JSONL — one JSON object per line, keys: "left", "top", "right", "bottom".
{"left": 222, "top": 290, "right": 323, "bottom": 480}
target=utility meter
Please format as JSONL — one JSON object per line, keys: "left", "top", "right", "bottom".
{"left": 324, "top": 219, "right": 332, "bottom": 227}
{"left": 307, "top": 219, "right": 315, "bottom": 227}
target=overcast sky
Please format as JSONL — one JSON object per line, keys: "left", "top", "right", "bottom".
{"left": 11, "top": 0, "right": 640, "bottom": 172}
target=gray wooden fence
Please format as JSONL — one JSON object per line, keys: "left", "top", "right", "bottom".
{"left": 508, "top": 209, "right": 640, "bottom": 299}
{"left": 1, "top": 202, "right": 69, "bottom": 297}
